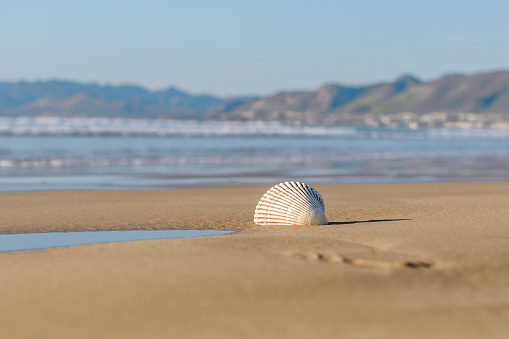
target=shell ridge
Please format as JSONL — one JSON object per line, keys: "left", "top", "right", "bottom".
{"left": 291, "top": 182, "right": 318, "bottom": 213}
{"left": 284, "top": 182, "right": 323, "bottom": 225}
{"left": 262, "top": 204, "right": 300, "bottom": 221}
{"left": 254, "top": 181, "right": 328, "bottom": 226}
{"left": 261, "top": 198, "right": 309, "bottom": 224}
{"left": 300, "top": 182, "right": 323, "bottom": 209}
{"left": 258, "top": 193, "right": 307, "bottom": 212}
{"left": 266, "top": 183, "right": 314, "bottom": 214}
{"left": 286, "top": 182, "right": 316, "bottom": 209}
{"left": 256, "top": 181, "right": 326, "bottom": 225}
{"left": 295, "top": 182, "right": 317, "bottom": 208}
{"left": 267, "top": 190, "right": 312, "bottom": 213}
{"left": 300, "top": 183, "right": 324, "bottom": 213}
{"left": 259, "top": 188, "right": 301, "bottom": 224}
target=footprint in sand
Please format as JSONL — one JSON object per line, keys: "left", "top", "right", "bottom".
{"left": 285, "top": 250, "right": 435, "bottom": 270}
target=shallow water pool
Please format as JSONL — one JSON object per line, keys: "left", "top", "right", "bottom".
{"left": 0, "top": 229, "right": 234, "bottom": 253}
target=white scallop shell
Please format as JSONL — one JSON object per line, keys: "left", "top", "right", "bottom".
{"left": 254, "top": 182, "right": 328, "bottom": 225}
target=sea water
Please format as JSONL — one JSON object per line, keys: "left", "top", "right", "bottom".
{"left": 1, "top": 117, "right": 508, "bottom": 192}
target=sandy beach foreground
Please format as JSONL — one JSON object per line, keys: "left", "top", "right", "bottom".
{"left": 1, "top": 182, "right": 509, "bottom": 338}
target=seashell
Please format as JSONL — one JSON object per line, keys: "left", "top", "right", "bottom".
{"left": 254, "top": 181, "right": 328, "bottom": 225}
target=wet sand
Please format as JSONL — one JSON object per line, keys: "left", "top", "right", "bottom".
{"left": 0, "top": 182, "right": 509, "bottom": 338}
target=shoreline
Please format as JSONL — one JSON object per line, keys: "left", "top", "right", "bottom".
{"left": 1, "top": 182, "right": 509, "bottom": 338}
{"left": 2, "top": 115, "right": 509, "bottom": 134}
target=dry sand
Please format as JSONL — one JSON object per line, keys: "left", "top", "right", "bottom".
{"left": 0, "top": 182, "right": 508, "bottom": 338}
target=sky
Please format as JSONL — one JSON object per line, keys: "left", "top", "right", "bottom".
{"left": 1, "top": 0, "right": 509, "bottom": 96}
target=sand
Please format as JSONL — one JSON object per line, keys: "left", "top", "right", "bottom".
{"left": 0, "top": 182, "right": 509, "bottom": 338}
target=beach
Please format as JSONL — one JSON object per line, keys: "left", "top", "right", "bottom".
{"left": 1, "top": 182, "right": 509, "bottom": 338}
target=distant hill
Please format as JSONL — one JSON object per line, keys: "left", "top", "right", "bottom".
{"left": 2, "top": 71, "right": 509, "bottom": 128}
{"left": 208, "top": 71, "right": 509, "bottom": 126}
{"left": 0, "top": 81, "right": 251, "bottom": 119}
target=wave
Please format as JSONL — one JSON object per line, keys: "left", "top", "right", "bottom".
{"left": 0, "top": 153, "right": 403, "bottom": 170}
{"left": 0, "top": 117, "right": 358, "bottom": 137}
{"left": 2, "top": 151, "right": 509, "bottom": 170}
{"left": 425, "top": 128, "right": 509, "bottom": 139}
{"left": 1, "top": 116, "right": 509, "bottom": 139}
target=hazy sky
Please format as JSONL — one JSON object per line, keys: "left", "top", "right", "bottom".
{"left": 2, "top": 0, "right": 508, "bottom": 96}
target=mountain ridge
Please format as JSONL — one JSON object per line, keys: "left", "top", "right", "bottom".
{"left": 209, "top": 70, "right": 509, "bottom": 127}
{"left": 2, "top": 70, "right": 509, "bottom": 127}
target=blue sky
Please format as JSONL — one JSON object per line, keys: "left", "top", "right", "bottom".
{"left": 1, "top": 0, "right": 508, "bottom": 96}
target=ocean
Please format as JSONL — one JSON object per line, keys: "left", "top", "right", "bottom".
{"left": 1, "top": 116, "right": 508, "bottom": 192}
